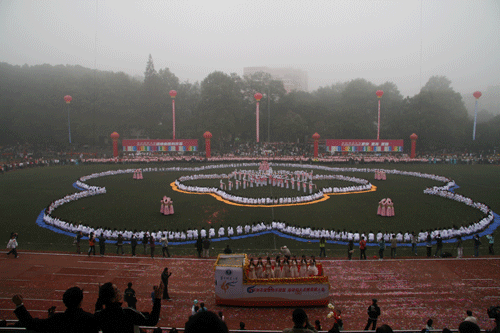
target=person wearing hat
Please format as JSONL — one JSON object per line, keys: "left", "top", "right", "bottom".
{"left": 12, "top": 286, "right": 99, "bottom": 333}
{"left": 364, "top": 299, "right": 381, "bottom": 330}
{"left": 191, "top": 300, "right": 199, "bottom": 316}
{"left": 281, "top": 246, "right": 291, "bottom": 257}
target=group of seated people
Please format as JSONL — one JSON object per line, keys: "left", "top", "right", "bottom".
{"left": 247, "top": 254, "right": 320, "bottom": 279}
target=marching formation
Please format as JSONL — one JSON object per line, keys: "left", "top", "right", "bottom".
{"left": 39, "top": 164, "right": 495, "bottom": 249}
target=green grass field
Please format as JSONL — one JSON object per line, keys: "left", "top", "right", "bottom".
{"left": 1, "top": 162, "right": 499, "bottom": 257}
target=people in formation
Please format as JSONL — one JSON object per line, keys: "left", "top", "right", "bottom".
{"left": 377, "top": 198, "right": 395, "bottom": 217}
{"left": 246, "top": 255, "right": 321, "bottom": 279}
{"left": 133, "top": 169, "right": 143, "bottom": 179}
{"left": 160, "top": 196, "right": 174, "bottom": 216}
{"left": 44, "top": 165, "right": 494, "bottom": 248}
{"left": 175, "top": 168, "right": 373, "bottom": 206}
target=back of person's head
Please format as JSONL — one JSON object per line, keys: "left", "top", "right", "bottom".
{"left": 128, "top": 282, "right": 133, "bottom": 288}
{"left": 185, "top": 311, "right": 228, "bottom": 333}
{"left": 459, "top": 321, "right": 480, "bottom": 333}
{"left": 427, "top": 319, "right": 434, "bottom": 327}
{"left": 292, "top": 308, "right": 308, "bottom": 328}
{"left": 62, "top": 287, "right": 84, "bottom": 309}
{"left": 375, "top": 324, "right": 394, "bottom": 333}
{"left": 466, "top": 310, "right": 473, "bottom": 316}
{"left": 239, "top": 322, "right": 245, "bottom": 330}
{"left": 98, "top": 282, "right": 116, "bottom": 305}
{"left": 442, "top": 328, "right": 452, "bottom": 333}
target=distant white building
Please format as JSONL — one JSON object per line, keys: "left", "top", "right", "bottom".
{"left": 243, "top": 66, "right": 308, "bottom": 92}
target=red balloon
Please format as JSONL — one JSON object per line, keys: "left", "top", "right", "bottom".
{"left": 64, "top": 95, "right": 72, "bottom": 103}
{"left": 312, "top": 132, "right": 320, "bottom": 140}
{"left": 254, "top": 93, "right": 263, "bottom": 101}
{"left": 169, "top": 90, "right": 177, "bottom": 98}
{"left": 473, "top": 91, "right": 482, "bottom": 99}
{"left": 203, "top": 131, "right": 212, "bottom": 139}
{"left": 110, "top": 132, "right": 120, "bottom": 140}
{"left": 375, "top": 90, "right": 384, "bottom": 98}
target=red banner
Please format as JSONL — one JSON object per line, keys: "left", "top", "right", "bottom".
{"left": 122, "top": 139, "right": 198, "bottom": 152}
{"left": 326, "top": 139, "right": 403, "bottom": 153}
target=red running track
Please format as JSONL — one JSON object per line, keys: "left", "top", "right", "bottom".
{"left": 1, "top": 252, "right": 499, "bottom": 331}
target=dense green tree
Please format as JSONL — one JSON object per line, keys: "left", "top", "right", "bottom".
{"left": 194, "top": 71, "right": 244, "bottom": 146}
{"left": 402, "top": 76, "right": 471, "bottom": 151}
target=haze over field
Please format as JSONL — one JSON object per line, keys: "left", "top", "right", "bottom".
{"left": 1, "top": 0, "right": 499, "bottom": 99}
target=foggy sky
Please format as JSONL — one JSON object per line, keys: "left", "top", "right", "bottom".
{"left": 1, "top": 0, "right": 499, "bottom": 98}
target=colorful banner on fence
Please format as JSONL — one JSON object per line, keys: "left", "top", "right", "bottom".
{"left": 325, "top": 139, "right": 404, "bottom": 153}
{"left": 122, "top": 139, "right": 198, "bottom": 152}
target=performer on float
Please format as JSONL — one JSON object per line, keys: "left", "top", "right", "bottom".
{"left": 248, "top": 259, "right": 257, "bottom": 279}
{"left": 137, "top": 169, "right": 143, "bottom": 179}
{"left": 273, "top": 256, "right": 282, "bottom": 278}
{"left": 381, "top": 171, "right": 386, "bottom": 180}
{"left": 228, "top": 180, "right": 232, "bottom": 191}
{"left": 235, "top": 180, "right": 240, "bottom": 190}
{"left": 299, "top": 257, "right": 307, "bottom": 277}
{"left": 307, "top": 259, "right": 319, "bottom": 276}
{"left": 290, "top": 258, "right": 299, "bottom": 278}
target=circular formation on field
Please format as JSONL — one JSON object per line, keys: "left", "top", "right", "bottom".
{"left": 38, "top": 163, "right": 498, "bottom": 245}
{"left": 172, "top": 169, "right": 375, "bottom": 207}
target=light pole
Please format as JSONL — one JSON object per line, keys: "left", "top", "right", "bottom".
{"left": 472, "top": 91, "right": 482, "bottom": 140}
{"left": 375, "top": 90, "right": 384, "bottom": 140}
{"left": 64, "top": 95, "right": 72, "bottom": 143}
{"left": 169, "top": 90, "right": 177, "bottom": 139}
{"left": 254, "top": 93, "right": 263, "bottom": 143}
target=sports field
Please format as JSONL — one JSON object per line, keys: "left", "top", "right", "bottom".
{"left": 1, "top": 162, "right": 499, "bottom": 256}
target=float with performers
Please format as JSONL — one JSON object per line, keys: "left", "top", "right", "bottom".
{"left": 214, "top": 254, "right": 330, "bottom": 307}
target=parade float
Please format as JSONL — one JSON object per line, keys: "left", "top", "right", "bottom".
{"left": 214, "top": 254, "right": 330, "bottom": 307}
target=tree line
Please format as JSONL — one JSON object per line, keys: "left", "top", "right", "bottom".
{"left": 0, "top": 55, "right": 498, "bottom": 153}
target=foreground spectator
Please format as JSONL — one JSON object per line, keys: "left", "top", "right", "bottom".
{"left": 364, "top": 299, "right": 381, "bottom": 330}
{"left": 283, "top": 308, "right": 317, "bottom": 333}
{"left": 376, "top": 324, "right": 394, "bottom": 333}
{"left": 12, "top": 286, "right": 98, "bottom": 333}
{"left": 464, "top": 310, "right": 478, "bottom": 324}
{"left": 95, "top": 281, "right": 163, "bottom": 333}
{"left": 459, "top": 321, "right": 480, "bottom": 333}
{"left": 185, "top": 311, "right": 228, "bottom": 333}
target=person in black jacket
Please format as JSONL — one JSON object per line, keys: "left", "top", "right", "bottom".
{"left": 99, "top": 236, "right": 106, "bottom": 256}
{"left": 95, "top": 281, "right": 164, "bottom": 333}
{"left": 195, "top": 235, "right": 203, "bottom": 258}
{"left": 131, "top": 234, "right": 137, "bottom": 257}
{"left": 364, "top": 298, "right": 381, "bottom": 330}
{"left": 161, "top": 267, "right": 172, "bottom": 300}
{"left": 12, "top": 286, "right": 99, "bottom": 333}
{"left": 123, "top": 282, "right": 137, "bottom": 309}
